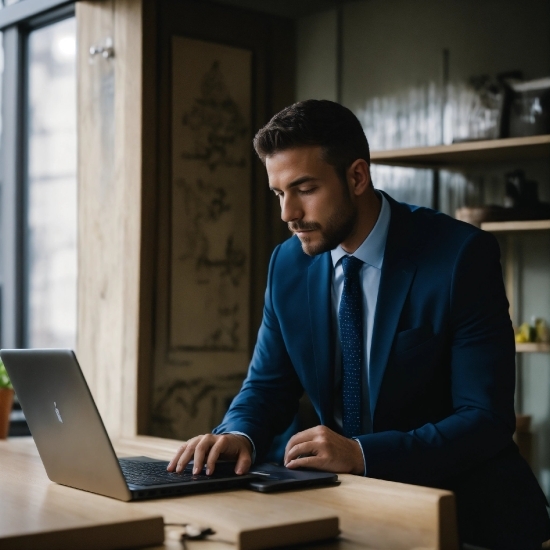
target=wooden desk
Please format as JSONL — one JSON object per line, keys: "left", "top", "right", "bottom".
{"left": 0, "top": 436, "right": 458, "bottom": 550}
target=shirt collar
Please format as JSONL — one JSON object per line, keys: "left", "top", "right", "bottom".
{"left": 330, "top": 191, "right": 390, "bottom": 270}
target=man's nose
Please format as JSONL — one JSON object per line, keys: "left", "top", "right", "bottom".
{"left": 280, "top": 195, "right": 303, "bottom": 223}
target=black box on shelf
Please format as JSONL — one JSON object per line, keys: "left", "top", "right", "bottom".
{"left": 509, "top": 77, "right": 550, "bottom": 137}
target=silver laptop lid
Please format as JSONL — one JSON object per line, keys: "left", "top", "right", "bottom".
{"left": 0, "top": 349, "right": 131, "bottom": 501}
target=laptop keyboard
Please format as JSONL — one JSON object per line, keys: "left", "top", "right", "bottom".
{"left": 119, "top": 459, "right": 210, "bottom": 486}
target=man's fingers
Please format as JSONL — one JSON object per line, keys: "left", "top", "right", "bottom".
{"left": 205, "top": 439, "right": 224, "bottom": 475}
{"left": 286, "top": 454, "right": 323, "bottom": 471}
{"left": 167, "top": 442, "right": 187, "bottom": 471}
{"left": 192, "top": 435, "right": 216, "bottom": 474}
{"left": 284, "top": 427, "right": 317, "bottom": 456}
{"left": 174, "top": 434, "right": 213, "bottom": 473}
{"left": 206, "top": 435, "right": 252, "bottom": 475}
{"left": 284, "top": 441, "right": 316, "bottom": 465}
{"left": 176, "top": 442, "right": 199, "bottom": 473}
{"left": 171, "top": 436, "right": 202, "bottom": 472}
{"left": 235, "top": 448, "right": 252, "bottom": 475}
{"left": 170, "top": 434, "right": 254, "bottom": 476}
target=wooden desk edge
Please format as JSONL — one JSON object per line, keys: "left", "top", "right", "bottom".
{"left": 1, "top": 516, "right": 164, "bottom": 550}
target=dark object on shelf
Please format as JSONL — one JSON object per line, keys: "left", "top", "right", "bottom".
{"left": 508, "top": 77, "right": 550, "bottom": 137}
{"left": 504, "top": 169, "right": 550, "bottom": 219}
{"left": 451, "top": 71, "right": 525, "bottom": 143}
{"left": 452, "top": 75, "right": 505, "bottom": 143}
{"left": 456, "top": 170, "right": 550, "bottom": 227}
{"left": 496, "top": 70, "right": 523, "bottom": 138}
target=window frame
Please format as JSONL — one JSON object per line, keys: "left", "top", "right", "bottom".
{"left": 0, "top": 0, "right": 76, "bottom": 349}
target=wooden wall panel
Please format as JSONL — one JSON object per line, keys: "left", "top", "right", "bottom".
{"left": 77, "top": 0, "right": 153, "bottom": 438}
{"left": 150, "top": 0, "right": 295, "bottom": 441}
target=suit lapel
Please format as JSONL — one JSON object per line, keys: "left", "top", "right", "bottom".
{"left": 307, "top": 252, "right": 334, "bottom": 427}
{"left": 369, "top": 257, "right": 416, "bottom": 420}
{"left": 369, "top": 194, "right": 418, "bottom": 420}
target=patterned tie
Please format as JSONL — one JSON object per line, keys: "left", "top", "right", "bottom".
{"left": 339, "top": 255, "right": 364, "bottom": 438}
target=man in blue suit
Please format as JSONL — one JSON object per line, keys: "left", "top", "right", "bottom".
{"left": 169, "top": 100, "right": 550, "bottom": 548}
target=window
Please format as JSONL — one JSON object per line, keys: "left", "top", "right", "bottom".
{"left": 0, "top": 0, "right": 76, "bottom": 437}
{"left": 0, "top": 31, "right": 3, "bottom": 341}
{"left": 0, "top": 1, "right": 76, "bottom": 351}
{"left": 26, "top": 17, "right": 76, "bottom": 347}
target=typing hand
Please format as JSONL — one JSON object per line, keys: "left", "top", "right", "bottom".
{"left": 284, "top": 425, "right": 365, "bottom": 475}
{"left": 167, "top": 434, "right": 252, "bottom": 476}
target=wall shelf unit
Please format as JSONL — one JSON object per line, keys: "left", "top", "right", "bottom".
{"left": 516, "top": 343, "right": 550, "bottom": 353}
{"left": 481, "top": 220, "right": 550, "bottom": 334}
{"left": 481, "top": 221, "right": 550, "bottom": 332}
{"left": 371, "top": 136, "right": 550, "bottom": 367}
{"left": 370, "top": 135, "right": 550, "bottom": 168}
{"left": 481, "top": 220, "right": 550, "bottom": 232}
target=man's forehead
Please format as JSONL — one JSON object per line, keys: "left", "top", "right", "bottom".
{"left": 265, "top": 145, "right": 324, "bottom": 167}
{"left": 265, "top": 146, "right": 326, "bottom": 185}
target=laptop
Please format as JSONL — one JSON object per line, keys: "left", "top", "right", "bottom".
{"left": 0, "top": 349, "right": 338, "bottom": 501}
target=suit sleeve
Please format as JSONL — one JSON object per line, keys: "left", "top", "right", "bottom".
{"left": 213, "top": 244, "right": 304, "bottom": 460}
{"left": 356, "top": 230, "right": 516, "bottom": 485}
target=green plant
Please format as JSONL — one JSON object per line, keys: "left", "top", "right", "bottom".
{"left": 0, "top": 358, "right": 13, "bottom": 390}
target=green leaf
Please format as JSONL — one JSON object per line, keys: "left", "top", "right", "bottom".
{"left": 0, "top": 359, "right": 13, "bottom": 390}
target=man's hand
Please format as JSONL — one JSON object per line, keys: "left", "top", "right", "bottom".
{"left": 167, "top": 434, "right": 252, "bottom": 476}
{"left": 284, "top": 425, "right": 364, "bottom": 475}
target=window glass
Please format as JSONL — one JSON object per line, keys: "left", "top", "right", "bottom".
{"left": 0, "top": 31, "right": 3, "bottom": 334}
{"left": 26, "top": 17, "right": 77, "bottom": 348}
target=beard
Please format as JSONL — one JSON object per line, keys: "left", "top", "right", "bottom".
{"left": 288, "top": 198, "right": 357, "bottom": 256}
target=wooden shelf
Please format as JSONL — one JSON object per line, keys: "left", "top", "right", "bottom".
{"left": 516, "top": 343, "right": 550, "bottom": 353}
{"left": 481, "top": 220, "right": 550, "bottom": 232}
{"left": 370, "top": 135, "right": 550, "bottom": 168}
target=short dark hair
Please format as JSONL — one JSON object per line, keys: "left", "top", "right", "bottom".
{"left": 253, "top": 100, "right": 370, "bottom": 183}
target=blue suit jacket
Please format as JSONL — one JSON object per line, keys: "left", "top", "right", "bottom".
{"left": 215, "top": 192, "right": 549, "bottom": 547}
{"left": 216, "top": 192, "right": 515, "bottom": 477}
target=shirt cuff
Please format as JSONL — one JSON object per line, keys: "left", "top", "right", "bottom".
{"left": 223, "top": 431, "right": 256, "bottom": 463}
{"left": 352, "top": 437, "right": 367, "bottom": 476}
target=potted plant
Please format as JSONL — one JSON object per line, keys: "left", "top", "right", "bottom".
{"left": 0, "top": 358, "right": 14, "bottom": 439}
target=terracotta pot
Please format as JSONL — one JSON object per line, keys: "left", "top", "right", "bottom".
{"left": 0, "top": 388, "right": 14, "bottom": 439}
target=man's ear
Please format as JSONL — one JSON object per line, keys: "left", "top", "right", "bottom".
{"left": 347, "top": 159, "right": 371, "bottom": 196}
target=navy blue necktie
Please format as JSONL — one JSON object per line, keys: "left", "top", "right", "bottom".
{"left": 339, "top": 255, "right": 364, "bottom": 438}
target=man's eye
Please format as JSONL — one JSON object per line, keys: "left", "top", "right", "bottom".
{"left": 299, "top": 187, "right": 316, "bottom": 195}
